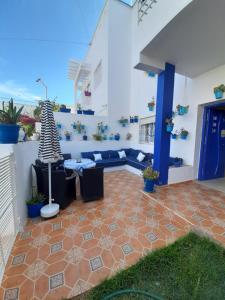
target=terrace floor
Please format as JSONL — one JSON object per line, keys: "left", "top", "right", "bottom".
{"left": 1, "top": 171, "right": 225, "bottom": 300}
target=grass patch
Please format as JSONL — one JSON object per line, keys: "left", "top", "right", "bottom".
{"left": 71, "top": 232, "right": 225, "bottom": 300}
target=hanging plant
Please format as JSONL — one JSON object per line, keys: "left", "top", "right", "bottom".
{"left": 147, "top": 97, "right": 155, "bottom": 112}
{"left": 180, "top": 128, "right": 189, "bottom": 140}
{"left": 176, "top": 105, "right": 189, "bottom": 116}
{"left": 84, "top": 83, "right": 91, "bottom": 97}
{"left": 119, "top": 117, "right": 129, "bottom": 127}
{"left": 214, "top": 84, "right": 225, "bottom": 99}
{"left": 165, "top": 117, "right": 174, "bottom": 133}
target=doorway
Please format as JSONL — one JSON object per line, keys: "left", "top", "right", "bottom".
{"left": 198, "top": 102, "right": 225, "bottom": 192}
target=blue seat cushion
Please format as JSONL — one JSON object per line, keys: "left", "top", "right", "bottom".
{"left": 129, "top": 149, "right": 141, "bottom": 158}
{"left": 126, "top": 156, "right": 148, "bottom": 170}
{"left": 120, "top": 148, "right": 131, "bottom": 156}
{"left": 95, "top": 158, "right": 126, "bottom": 168}
{"left": 109, "top": 150, "right": 119, "bottom": 158}
{"left": 81, "top": 151, "right": 94, "bottom": 160}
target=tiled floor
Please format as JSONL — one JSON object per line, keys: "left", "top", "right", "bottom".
{"left": 1, "top": 171, "right": 225, "bottom": 300}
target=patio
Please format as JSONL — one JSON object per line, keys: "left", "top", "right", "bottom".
{"left": 1, "top": 170, "right": 225, "bottom": 300}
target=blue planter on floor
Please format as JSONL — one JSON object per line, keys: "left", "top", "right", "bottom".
{"left": 144, "top": 179, "right": 155, "bottom": 193}
{"left": 0, "top": 124, "right": 20, "bottom": 144}
{"left": 214, "top": 90, "right": 223, "bottom": 99}
{"left": 166, "top": 124, "right": 174, "bottom": 133}
{"left": 60, "top": 108, "right": 71, "bottom": 113}
{"left": 27, "top": 203, "right": 44, "bottom": 218}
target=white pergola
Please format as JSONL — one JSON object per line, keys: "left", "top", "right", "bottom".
{"left": 68, "top": 59, "right": 91, "bottom": 103}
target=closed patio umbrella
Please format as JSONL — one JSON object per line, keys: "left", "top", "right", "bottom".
{"left": 38, "top": 100, "right": 62, "bottom": 218}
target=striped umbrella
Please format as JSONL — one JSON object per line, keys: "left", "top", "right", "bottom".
{"left": 38, "top": 100, "right": 62, "bottom": 217}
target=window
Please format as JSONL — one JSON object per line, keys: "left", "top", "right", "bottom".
{"left": 94, "top": 61, "right": 102, "bottom": 89}
{"left": 139, "top": 116, "right": 155, "bottom": 144}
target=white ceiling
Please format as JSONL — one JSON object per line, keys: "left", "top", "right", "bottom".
{"left": 141, "top": 0, "right": 225, "bottom": 78}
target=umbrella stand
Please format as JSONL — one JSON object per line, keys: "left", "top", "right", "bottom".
{"left": 40, "top": 162, "right": 60, "bottom": 218}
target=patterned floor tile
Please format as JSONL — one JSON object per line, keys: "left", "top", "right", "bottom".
{"left": 90, "top": 256, "right": 103, "bottom": 271}
{"left": 145, "top": 232, "right": 158, "bottom": 242}
{"left": 122, "top": 244, "right": 133, "bottom": 255}
{"left": 83, "top": 232, "right": 94, "bottom": 241}
{"left": 4, "top": 288, "right": 19, "bottom": 300}
{"left": 50, "top": 272, "right": 64, "bottom": 289}
{"left": 51, "top": 242, "right": 63, "bottom": 253}
{"left": 52, "top": 222, "right": 62, "bottom": 231}
{"left": 12, "top": 254, "right": 25, "bottom": 266}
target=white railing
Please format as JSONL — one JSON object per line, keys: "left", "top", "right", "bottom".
{"left": 138, "top": 0, "right": 157, "bottom": 23}
{"left": 0, "top": 154, "right": 17, "bottom": 283}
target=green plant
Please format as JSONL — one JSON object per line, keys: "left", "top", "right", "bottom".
{"left": 76, "top": 103, "right": 82, "bottom": 110}
{"left": 180, "top": 128, "right": 189, "bottom": 136}
{"left": 93, "top": 133, "right": 103, "bottom": 141}
{"left": 26, "top": 193, "right": 45, "bottom": 205}
{"left": 0, "top": 98, "right": 24, "bottom": 124}
{"left": 119, "top": 117, "right": 128, "bottom": 124}
{"left": 64, "top": 131, "right": 71, "bottom": 137}
{"left": 214, "top": 84, "right": 225, "bottom": 93}
{"left": 142, "top": 166, "right": 159, "bottom": 180}
{"left": 165, "top": 117, "right": 174, "bottom": 125}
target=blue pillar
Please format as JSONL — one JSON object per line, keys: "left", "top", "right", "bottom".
{"left": 153, "top": 63, "right": 175, "bottom": 185}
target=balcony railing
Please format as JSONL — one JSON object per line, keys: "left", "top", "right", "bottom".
{"left": 138, "top": 0, "right": 157, "bottom": 23}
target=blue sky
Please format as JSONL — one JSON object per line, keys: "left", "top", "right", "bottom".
{"left": 0, "top": 0, "right": 105, "bottom": 105}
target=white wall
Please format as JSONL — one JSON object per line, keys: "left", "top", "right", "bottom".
{"left": 84, "top": 2, "right": 109, "bottom": 116}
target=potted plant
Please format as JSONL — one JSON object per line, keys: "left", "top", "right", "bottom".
{"left": 134, "top": 116, "right": 139, "bottom": 123}
{"left": 142, "top": 166, "right": 159, "bottom": 193}
{"left": 0, "top": 99, "right": 24, "bottom": 144}
{"left": 26, "top": 193, "right": 45, "bottom": 218}
{"left": 20, "top": 115, "right": 36, "bottom": 140}
{"left": 109, "top": 133, "right": 114, "bottom": 140}
{"left": 176, "top": 105, "right": 189, "bottom": 115}
{"left": 83, "top": 131, "right": 87, "bottom": 141}
{"left": 130, "top": 116, "right": 134, "bottom": 123}
{"left": 214, "top": 84, "right": 225, "bottom": 99}
{"left": 165, "top": 117, "right": 174, "bottom": 133}
{"left": 56, "top": 122, "right": 62, "bottom": 129}
{"left": 171, "top": 133, "right": 178, "bottom": 140}
{"left": 93, "top": 133, "right": 103, "bottom": 141}
{"left": 71, "top": 122, "right": 76, "bottom": 130}
{"left": 147, "top": 97, "right": 155, "bottom": 112}
{"left": 64, "top": 131, "right": 71, "bottom": 141}
{"left": 76, "top": 103, "right": 82, "bottom": 114}
{"left": 119, "top": 117, "right": 129, "bottom": 127}
{"left": 59, "top": 104, "right": 71, "bottom": 113}
{"left": 126, "top": 133, "right": 132, "bottom": 140}
{"left": 180, "top": 128, "right": 189, "bottom": 140}
{"left": 114, "top": 133, "right": 120, "bottom": 141}
{"left": 82, "top": 109, "right": 95, "bottom": 115}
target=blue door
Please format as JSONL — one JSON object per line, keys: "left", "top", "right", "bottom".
{"left": 198, "top": 107, "right": 225, "bottom": 180}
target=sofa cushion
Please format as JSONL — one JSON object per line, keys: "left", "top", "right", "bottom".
{"left": 109, "top": 150, "right": 119, "bottom": 158}
{"left": 81, "top": 152, "right": 94, "bottom": 160}
{"left": 137, "top": 152, "right": 145, "bottom": 162}
{"left": 120, "top": 148, "right": 131, "bottom": 156}
{"left": 126, "top": 156, "right": 148, "bottom": 170}
{"left": 129, "top": 149, "right": 141, "bottom": 158}
{"left": 118, "top": 150, "right": 126, "bottom": 159}
{"left": 95, "top": 158, "right": 126, "bottom": 168}
{"left": 93, "top": 153, "right": 102, "bottom": 161}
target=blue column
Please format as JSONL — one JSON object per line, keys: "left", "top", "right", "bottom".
{"left": 153, "top": 63, "right": 175, "bottom": 185}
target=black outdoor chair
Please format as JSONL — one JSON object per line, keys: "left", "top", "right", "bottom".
{"left": 42, "top": 168, "right": 76, "bottom": 209}
{"left": 32, "top": 164, "right": 46, "bottom": 194}
{"left": 79, "top": 167, "right": 104, "bottom": 202}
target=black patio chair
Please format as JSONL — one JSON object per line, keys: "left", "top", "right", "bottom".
{"left": 79, "top": 167, "right": 104, "bottom": 202}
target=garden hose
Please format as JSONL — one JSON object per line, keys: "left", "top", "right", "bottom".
{"left": 102, "top": 289, "right": 164, "bottom": 300}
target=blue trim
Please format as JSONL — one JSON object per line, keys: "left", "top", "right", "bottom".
{"left": 153, "top": 63, "right": 175, "bottom": 185}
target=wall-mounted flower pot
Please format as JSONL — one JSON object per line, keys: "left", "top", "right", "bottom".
{"left": 130, "top": 117, "right": 134, "bottom": 123}
{"left": 27, "top": 202, "right": 44, "bottom": 218}
{"left": 171, "top": 134, "right": 177, "bottom": 140}
{"left": 148, "top": 106, "right": 154, "bottom": 112}
{"left": 0, "top": 124, "right": 20, "bottom": 144}
{"left": 103, "top": 135, "right": 107, "bottom": 140}
{"left": 109, "top": 136, "right": 114, "bottom": 140}
{"left": 60, "top": 108, "right": 71, "bottom": 113}
{"left": 180, "top": 134, "right": 188, "bottom": 140}
{"left": 144, "top": 179, "right": 155, "bottom": 193}
{"left": 166, "top": 124, "right": 174, "bottom": 133}
{"left": 82, "top": 110, "right": 95, "bottom": 115}
{"left": 84, "top": 91, "right": 91, "bottom": 97}
{"left": 134, "top": 116, "right": 139, "bottom": 123}
{"left": 65, "top": 135, "right": 71, "bottom": 141}
{"left": 114, "top": 134, "right": 120, "bottom": 141}
{"left": 72, "top": 124, "right": 76, "bottom": 130}
{"left": 56, "top": 124, "right": 62, "bottom": 129}
{"left": 122, "top": 123, "right": 127, "bottom": 127}
{"left": 83, "top": 135, "right": 87, "bottom": 141}
{"left": 214, "top": 90, "right": 223, "bottom": 99}
{"left": 177, "top": 106, "right": 189, "bottom": 115}
{"left": 77, "top": 110, "right": 82, "bottom": 114}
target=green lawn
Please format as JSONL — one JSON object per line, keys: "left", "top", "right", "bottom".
{"left": 71, "top": 232, "right": 225, "bottom": 300}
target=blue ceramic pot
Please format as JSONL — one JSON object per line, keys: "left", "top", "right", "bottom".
{"left": 180, "top": 134, "right": 188, "bottom": 140}
{"left": 60, "top": 108, "right": 71, "bottom": 113}
{"left": 177, "top": 106, "right": 188, "bottom": 115}
{"left": 77, "top": 110, "right": 82, "bottom": 114}
{"left": 83, "top": 135, "right": 87, "bottom": 141}
{"left": 166, "top": 124, "right": 174, "bottom": 133}
{"left": 134, "top": 116, "right": 139, "bottom": 123}
{"left": 66, "top": 135, "right": 71, "bottom": 141}
{"left": 144, "top": 179, "right": 155, "bottom": 193}
{"left": 148, "top": 106, "right": 154, "bottom": 112}
{"left": 130, "top": 117, "right": 134, "bottom": 123}
{"left": 115, "top": 135, "right": 120, "bottom": 141}
{"left": 214, "top": 90, "right": 223, "bottom": 99}
{"left": 82, "top": 110, "right": 95, "bottom": 115}
{"left": 171, "top": 134, "right": 177, "bottom": 140}
{"left": 27, "top": 202, "right": 44, "bottom": 218}
{"left": 0, "top": 124, "right": 20, "bottom": 144}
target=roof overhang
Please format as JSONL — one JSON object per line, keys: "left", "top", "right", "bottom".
{"left": 68, "top": 60, "right": 91, "bottom": 90}
{"left": 135, "top": 0, "right": 225, "bottom": 78}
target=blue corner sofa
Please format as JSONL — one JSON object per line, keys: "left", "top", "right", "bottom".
{"left": 81, "top": 148, "right": 183, "bottom": 170}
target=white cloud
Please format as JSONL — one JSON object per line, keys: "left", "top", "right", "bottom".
{"left": 0, "top": 80, "right": 41, "bottom": 102}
